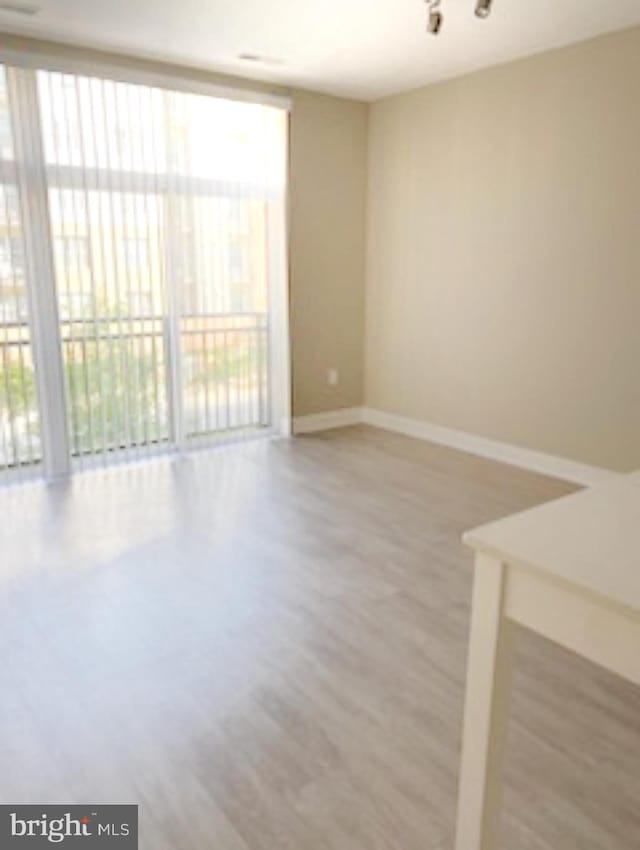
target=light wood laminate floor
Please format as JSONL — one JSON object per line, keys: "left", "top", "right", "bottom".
{"left": 1, "top": 426, "right": 638, "bottom": 849}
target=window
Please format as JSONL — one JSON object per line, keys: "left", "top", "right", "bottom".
{"left": 55, "top": 235, "right": 89, "bottom": 269}
{"left": 228, "top": 200, "right": 249, "bottom": 235}
{"left": 123, "top": 238, "right": 149, "bottom": 270}
{"left": 127, "top": 290, "right": 152, "bottom": 315}
{"left": 229, "top": 241, "right": 249, "bottom": 283}
{"left": 0, "top": 60, "right": 288, "bottom": 480}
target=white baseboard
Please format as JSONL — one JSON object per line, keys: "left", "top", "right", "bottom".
{"left": 291, "top": 404, "right": 617, "bottom": 486}
{"left": 361, "top": 407, "right": 618, "bottom": 487}
{"left": 293, "top": 407, "right": 364, "bottom": 435}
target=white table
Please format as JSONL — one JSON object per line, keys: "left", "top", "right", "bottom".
{"left": 454, "top": 473, "right": 640, "bottom": 850}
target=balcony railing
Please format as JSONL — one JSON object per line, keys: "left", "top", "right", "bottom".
{"left": 0, "top": 321, "right": 41, "bottom": 472}
{"left": 1, "top": 311, "right": 270, "bottom": 472}
{"left": 180, "top": 312, "right": 270, "bottom": 440}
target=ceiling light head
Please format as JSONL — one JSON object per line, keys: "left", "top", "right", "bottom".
{"left": 475, "top": 0, "right": 493, "bottom": 19}
{"left": 426, "top": 0, "right": 442, "bottom": 35}
{"left": 427, "top": 10, "right": 442, "bottom": 34}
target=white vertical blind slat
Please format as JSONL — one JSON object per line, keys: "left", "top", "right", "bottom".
{"left": 5, "top": 66, "right": 70, "bottom": 481}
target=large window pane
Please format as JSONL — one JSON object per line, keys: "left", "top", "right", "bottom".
{"left": 37, "top": 68, "right": 283, "bottom": 460}
{"left": 48, "top": 186, "right": 169, "bottom": 458}
{"left": 0, "top": 62, "right": 286, "bottom": 480}
{"left": 180, "top": 196, "right": 269, "bottom": 436}
{"left": 39, "top": 73, "right": 167, "bottom": 174}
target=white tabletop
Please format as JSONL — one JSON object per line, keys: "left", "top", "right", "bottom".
{"left": 464, "top": 473, "right": 640, "bottom": 614}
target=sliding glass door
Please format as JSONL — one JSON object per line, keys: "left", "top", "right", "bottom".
{"left": 0, "top": 60, "right": 288, "bottom": 481}
{"left": 39, "top": 71, "right": 172, "bottom": 463}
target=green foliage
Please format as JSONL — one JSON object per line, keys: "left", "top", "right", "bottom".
{"left": 0, "top": 355, "right": 36, "bottom": 415}
{"left": 63, "top": 335, "right": 168, "bottom": 454}
{"left": 186, "top": 337, "right": 265, "bottom": 387}
{"left": 2, "top": 323, "right": 265, "bottom": 463}
{"left": 0, "top": 352, "right": 40, "bottom": 465}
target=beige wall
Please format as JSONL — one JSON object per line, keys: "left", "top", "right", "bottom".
{"left": 366, "top": 26, "right": 640, "bottom": 472}
{"left": 0, "top": 33, "right": 369, "bottom": 419}
{"left": 290, "top": 90, "right": 367, "bottom": 416}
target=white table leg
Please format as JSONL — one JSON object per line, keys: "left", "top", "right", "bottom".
{"left": 455, "top": 554, "right": 517, "bottom": 850}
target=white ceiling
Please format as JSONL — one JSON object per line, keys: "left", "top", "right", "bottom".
{"left": 1, "top": 0, "right": 640, "bottom": 101}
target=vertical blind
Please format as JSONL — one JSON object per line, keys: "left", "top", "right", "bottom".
{"left": 0, "top": 65, "right": 43, "bottom": 475}
{"left": 0, "top": 60, "right": 287, "bottom": 481}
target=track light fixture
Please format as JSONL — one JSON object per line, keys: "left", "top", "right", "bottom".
{"left": 425, "top": 0, "right": 495, "bottom": 35}
{"left": 426, "top": 0, "right": 442, "bottom": 35}
{"left": 475, "top": 0, "right": 493, "bottom": 18}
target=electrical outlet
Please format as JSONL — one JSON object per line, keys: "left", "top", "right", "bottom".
{"left": 327, "top": 368, "right": 339, "bottom": 387}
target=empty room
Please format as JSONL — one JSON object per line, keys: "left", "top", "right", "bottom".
{"left": 0, "top": 1, "right": 638, "bottom": 848}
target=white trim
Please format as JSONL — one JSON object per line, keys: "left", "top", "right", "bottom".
{"left": 278, "top": 416, "right": 293, "bottom": 437}
{"left": 266, "top": 121, "right": 291, "bottom": 438}
{"left": 361, "top": 408, "right": 618, "bottom": 487}
{"left": 0, "top": 46, "right": 291, "bottom": 111}
{"left": 293, "top": 407, "right": 364, "bottom": 435}
{"left": 257, "top": 400, "right": 617, "bottom": 487}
